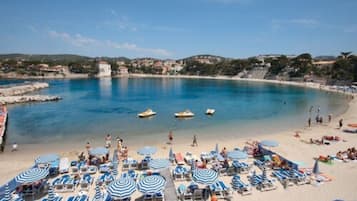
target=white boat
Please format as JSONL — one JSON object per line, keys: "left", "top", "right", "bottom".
{"left": 138, "top": 109, "right": 157, "bottom": 118}
{"left": 175, "top": 110, "right": 194, "bottom": 118}
{"left": 205, "top": 108, "right": 215, "bottom": 115}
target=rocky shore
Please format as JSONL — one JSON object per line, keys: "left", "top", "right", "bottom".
{"left": 0, "top": 82, "right": 61, "bottom": 105}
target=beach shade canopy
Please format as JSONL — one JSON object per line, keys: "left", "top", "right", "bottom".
{"left": 93, "top": 183, "right": 102, "bottom": 201}
{"left": 137, "top": 146, "right": 157, "bottom": 156}
{"left": 260, "top": 140, "right": 279, "bottom": 147}
{"left": 89, "top": 147, "right": 109, "bottom": 157}
{"left": 15, "top": 168, "right": 49, "bottom": 184}
{"left": 149, "top": 159, "right": 170, "bottom": 169}
{"left": 107, "top": 178, "right": 136, "bottom": 199}
{"left": 35, "top": 154, "right": 60, "bottom": 164}
{"left": 313, "top": 159, "right": 320, "bottom": 174}
{"left": 227, "top": 150, "right": 248, "bottom": 160}
{"left": 137, "top": 175, "right": 166, "bottom": 195}
{"left": 192, "top": 169, "right": 218, "bottom": 185}
{"left": 47, "top": 185, "right": 56, "bottom": 201}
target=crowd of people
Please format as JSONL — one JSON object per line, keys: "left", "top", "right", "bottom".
{"left": 336, "top": 147, "right": 356, "bottom": 161}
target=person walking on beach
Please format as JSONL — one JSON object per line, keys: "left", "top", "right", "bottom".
{"left": 339, "top": 118, "right": 343, "bottom": 129}
{"left": 192, "top": 135, "right": 198, "bottom": 146}
{"left": 328, "top": 114, "right": 332, "bottom": 123}
{"left": 105, "top": 134, "right": 112, "bottom": 148}
{"left": 308, "top": 117, "right": 311, "bottom": 127}
{"left": 168, "top": 131, "right": 173, "bottom": 144}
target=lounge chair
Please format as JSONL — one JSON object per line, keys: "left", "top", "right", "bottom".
{"left": 192, "top": 189, "right": 204, "bottom": 201}
{"left": 175, "top": 153, "right": 185, "bottom": 165}
{"left": 67, "top": 195, "right": 88, "bottom": 201}
{"left": 64, "top": 177, "right": 76, "bottom": 192}
{"left": 231, "top": 175, "right": 252, "bottom": 195}
{"left": 255, "top": 175, "right": 277, "bottom": 192}
{"left": 184, "top": 152, "right": 198, "bottom": 165}
{"left": 100, "top": 163, "right": 111, "bottom": 173}
{"left": 79, "top": 174, "right": 93, "bottom": 191}
{"left": 80, "top": 165, "right": 89, "bottom": 175}
{"left": 88, "top": 166, "right": 97, "bottom": 174}
{"left": 59, "top": 158, "right": 70, "bottom": 174}
{"left": 53, "top": 175, "right": 70, "bottom": 192}
{"left": 122, "top": 160, "right": 130, "bottom": 171}
{"left": 143, "top": 193, "right": 154, "bottom": 201}
{"left": 172, "top": 166, "right": 187, "bottom": 180}
{"left": 272, "top": 170, "right": 294, "bottom": 187}
{"left": 154, "top": 192, "right": 164, "bottom": 201}
{"left": 70, "top": 165, "right": 79, "bottom": 175}
{"left": 232, "top": 160, "right": 250, "bottom": 174}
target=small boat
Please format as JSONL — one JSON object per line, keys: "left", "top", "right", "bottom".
{"left": 138, "top": 109, "right": 156, "bottom": 118}
{"left": 175, "top": 110, "right": 194, "bottom": 118}
{"left": 206, "top": 108, "right": 215, "bottom": 115}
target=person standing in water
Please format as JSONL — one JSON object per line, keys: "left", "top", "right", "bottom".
{"left": 192, "top": 135, "right": 198, "bottom": 146}
{"left": 308, "top": 117, "right": 311, "bottom": 127}
{"left": 168, "top": 131, "right": 173, "bottom": 144}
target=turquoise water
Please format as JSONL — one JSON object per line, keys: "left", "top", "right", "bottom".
{"left": 2, "top": 78, "right": 349, "bottom": 144}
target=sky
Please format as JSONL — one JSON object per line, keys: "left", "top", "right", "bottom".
{"left": 0, "top": 0, "right": 356, "bottom": 59}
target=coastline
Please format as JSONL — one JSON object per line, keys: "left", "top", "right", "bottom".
{"left": 0, "top": 75, "right": 356, "bottom": 200}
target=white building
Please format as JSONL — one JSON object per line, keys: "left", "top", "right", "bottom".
{"left": 97, "top": 61, "right": 112, "bottom": 77}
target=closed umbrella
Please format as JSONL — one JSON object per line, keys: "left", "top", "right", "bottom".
{"left": 149, "top": 159, "right": 170, "bottom": 169}
{"left": 261, "top": 168, "right": 267, "bottom": 182}
{"left": 313, "top": 159, "right": 320, "bottom": 174}
{"left": 169, "top": 148, "right": 174, "bottom": 162}
{"left": 289, "top": 168, "right": 295, "bottom": 179}
{"left": 112, "top": 162, "right": 118, "bottom": 178}
{"left": 15, "top": 168, "right": 49, "bottom": 184}
{"left": 250, "top": 171, "right": 259, "bottom": 186}
{"left": 137, "top": 175, "right": 166, "bottom": 194}
{"left": 260, "top": 140, "right": 279, "bottom": 147}
{"left": 227, "top": 150, "right": 248, "bottom": 160}
{"left": 93, "top": 182, "right": 102, "bottom": 201}
{"left": 215, "top": 144, "right": 219, "bottom": 154}
{"left": 192, "top": 169, "right": 218, "bottom": 185}
{"left": 35, "top": 154, "right": 60, "bottom": 165}
{"left": 137, "top": 146, "right": 157, "bottom": 156}
{"left": 107, "top": 178, "right": 136, "bottom": 199}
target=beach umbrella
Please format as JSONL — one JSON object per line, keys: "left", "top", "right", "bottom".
{"left": 169, "top": 147, "right": 174, "bottom": 162}
{"left": 137, "top": 146, "right": 157, "bottom": 156}
{"left": 215, "top": 144, "right": 219, "bottom": 154}
{"left": 107, "top": 178, "right": 136, "bottom": 199}
{"left": 227, "top": 150, "right": 248, "bottom": 160}
{"left": 89, "top": 147, "right": 109, "bottom": 157}
{"left": 112, "top": 162, "right": 118, "bottom": 178}
{"left": 261, "top": 168, "right": 267, "bottom": 182}
{"left": 260, "top": 140, "right": 279, "bottom": 147}
{"left": 93, "top": 182, "right": 102, "bottom": 201}
{"left": 149, "top": 159, "right": 170, "bottom": 169}
{"left": 4, "top": 184, "right": 11, "bottom": 201}
{"left": 47, "top": 185, "right": 56, "bottom": 201}
{"left": 192, "top": 169, "right": 218, "bottom": 185}
{"left": 35, "top": 154, "right": 60, "bottom": 164}
{"left": 250, "top": 171, "right": 259, "bottom": 186}
{"left": 137, "top": 175, "right": 166, "bottom": 194}
{"left": 15, "top": 168, "right": 49, "bottom": 184}
{"left": 313, "top": 159, "right": 320, "bottom": 174}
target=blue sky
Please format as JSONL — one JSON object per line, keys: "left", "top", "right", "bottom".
{"left": 0, "top": 0, "right": 356, "bottom": 59}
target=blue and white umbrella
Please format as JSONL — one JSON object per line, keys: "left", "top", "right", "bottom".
{"left": 107, "top": 178, "right": 136, "bottom": 199}
{"left": 260, "top": 140, "right": 279, "bottom": 147}
{"left": 149, "top": 159, "right": 170, "bottom": 169}
{"left": 35, "top": 154, "right": 60, "bottom": 164}
{"left": 137, "top": 146, "right": 157, "bottom": 156}
{"left": 192, "top": 169, "right": 218, "bottom": 185}
{"left": 4, "top": 184, "right": 11, "bottom": 201}
{"left": 89, "top": 147, "right": 109, "bottom": 157}
{"left": 289, "top": 168, "right": 295, "bottom": 179}
{"left": 93, "top": 182, "right": 102, "bottom": 201}
{"left": 250, "top": 171, "right": 259, "bottom": 186}
{"left": 112, "top": 162, "right": 118, "bottom": 178}
{"left": 313, "top": 159, "right": 320, "bottom": 174}
{"left": 47, "top": 185, "right": 55, "bottom": 201}
{"left": 227, "top": 150, "right": 248, "bottom": 160}
{"left": 15, "top": 168, "right": 49, "bottom": 184}
{"left": 261, "top": 168, "right": 267, "bottom": 182}
{"left": 137, "top": 175, "right": 166, "bottom": 194}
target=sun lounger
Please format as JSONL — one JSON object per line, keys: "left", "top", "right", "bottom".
{"left": 67, "top": 195, "right": 88, "bottom": 201}
{"left": 42, "top": 197, "right": 63, "bottom": 201}
{"left": 184, "top": 152, "right": 199, "bottom": 165}
{"left": 70, "top": 166, "right": 79, "bottom": 175}
{"left": 173, "top": 166, "right": 190, "bottom": 181}
{"left": 200, "top": 152, "right": 214, "bottom": 162}
{"left": 99, "top": 163, "right": 112, "bottom": 173}
{"left": 192, "top": 189, "right": 204, "bottom": 201}
{"left": 59, "top": 158, "right": 70, "bottom": 174}
{"left": 80, "top": 165, "right": 89, "bottom": 175}
{"left": 272, "top": 171, "right": 294, "bottom": 187}
{"left": 79, "top": 174, "right": 93, "bottom": 191}
{"left": 232, "top": 160, "right": 250, "bottom": 174}
{"left": 254, "top": 159, "right": 267, "bottom": 170}
{"left": 87, "top": 166, "right": 97, "bottom": 174}
{"left": 154, "top": 192, "right": 164, "bottom": 201}
{"left": 143, "top": 193, "right": 154, "bottom": 201}
{"left": 64, "top": 177, "right": 76, "bottom": 192}
{"left": 255, "top": 175, "right": 277, "bottom": 192}
{"left": 53, "top": 175, "right": 70, "bottom": 192}
{"left": 175, "top": 153, "right": 185, "bottom": 165}
{"left": 231, "top": 175, "right": 252, "bottom": 195}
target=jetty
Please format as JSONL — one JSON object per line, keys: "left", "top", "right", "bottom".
{"left": 0, "top": 95, "right": 61, "bottom": 105}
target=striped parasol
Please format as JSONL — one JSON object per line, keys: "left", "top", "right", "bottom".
{"left": 192, "top": 169, "right": 218, "bottom": 185}
{"left": 261, "top": 168, "right": 267, "bottom": 182}
{"left": 35, "top": 154, "right": 59, "bottom": 164}
{"left": 137, "top": 175, "right": 166, "bottom": 194}
{"left": 137, "top": 146, "right": 157, "bottom": 156}
{"left": 107, "top": 178, "right": 136, "bottom": 199}
{"left": 47, "top": 185, "right": 56, "bottom": 201}
{"left": 4, "top": 184, "right": 11, "bottom": 201}
{"left": 15, "top": 168, "right": 49, "bottom": 184}
{"left": 227, "top": 150, "right": 248, "bottom": 160}
{"left": 112, "top": 161, "right": 118, "bottom": 178}
{"left": 313, "top": 159, "right": 320, "bottom": 174}
{"left": 93, "top": 182, "right": 102, "bottom": 201}
{"left": 149, "top": 159, "right": 170, "bottom": 169}
{"left": 289, "top": 168, "right": 295, "bottom": 179}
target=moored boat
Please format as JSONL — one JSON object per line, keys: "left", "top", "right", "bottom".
{"left": 206, "top": 108, "right": 215, "bottom": 115}
{"left": 175, "top": 110, "right": 194, "bottom": 118}
{"left": 138, "top": 109, "right": 157, "bottom": 118}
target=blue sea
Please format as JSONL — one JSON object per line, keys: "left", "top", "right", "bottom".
{"left": 1, "top": 78, "right": 349, "bottom": 144}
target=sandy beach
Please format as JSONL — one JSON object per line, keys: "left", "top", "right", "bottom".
{"left": 0, "top": 79, "right": 356, "bottom": 201}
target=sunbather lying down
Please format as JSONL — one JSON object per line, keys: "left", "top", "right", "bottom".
{"left": 316, "top": 155, "right": 333, "bottom": 163}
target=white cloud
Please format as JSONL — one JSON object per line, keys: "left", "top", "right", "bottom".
{"left": 48, "top": 30, "right": 172, "bottom": 57}
{"left": 271, "top": 18, "right": 319, "bottom": 31}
